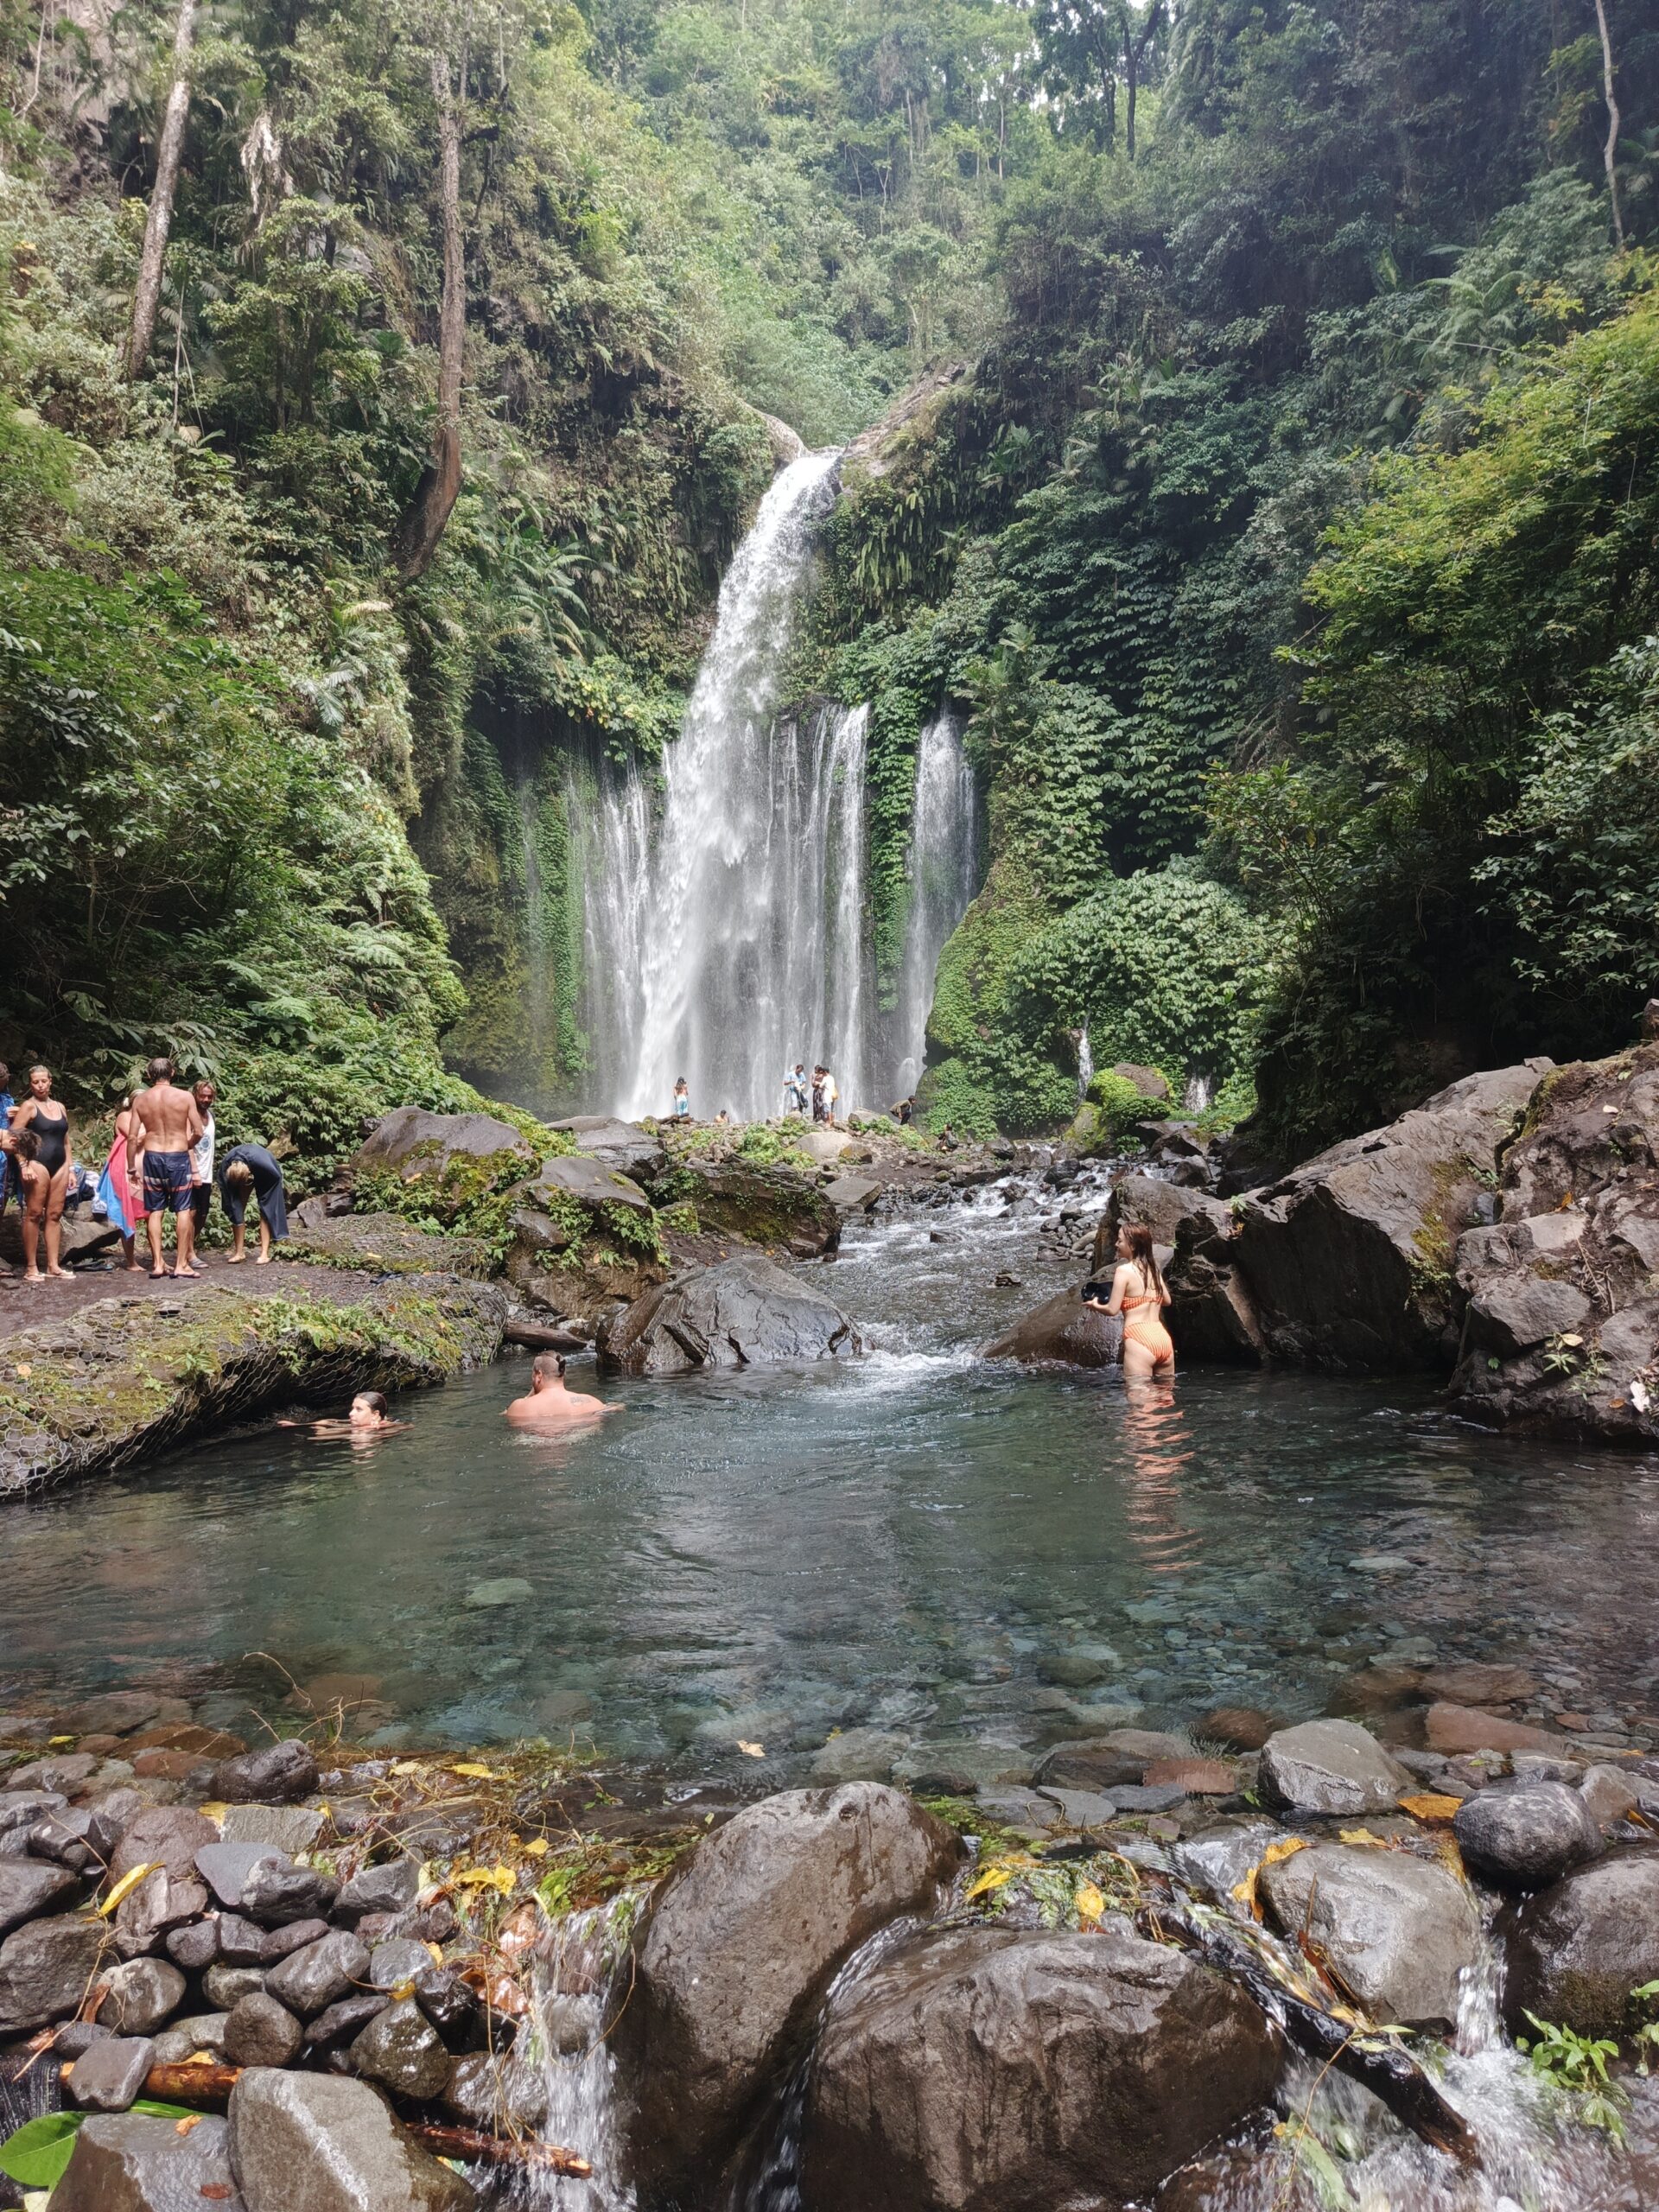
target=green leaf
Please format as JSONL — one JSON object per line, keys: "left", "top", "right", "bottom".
{"left": 0, "top": 2109, "right": 86, "bottom": 2189}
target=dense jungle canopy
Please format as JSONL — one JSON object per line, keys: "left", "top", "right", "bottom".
{"left": 2, "top": 0, "right": 1656, "bottom": 1173}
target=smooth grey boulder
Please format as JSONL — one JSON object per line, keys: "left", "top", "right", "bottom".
{"left": 615, "top": 1782, "right": 961, "bottom": 2196}
{"left": 1502, "top": 1853, "right": 1659, "bottom": 2038}
{"left": 225, "top": 1991, "right": 304, "bottom": 2068}
{"left": 306, "top": 1991, "right": 391, "bottom": 2050}
{"left": 227, "top": 2067, "right": 476, "bottom": 2209}
{"left": 808, "top": 1728, "right": 909, "bottom": 1785}
{"left": 351, "top": 1106, "right": 534, "bottom": 1185}
{"left": 1173, "top": 1821, "right": 1287, "bottom": 1909}
{"left": 1097, "top": 1173, "right": 1227, "bottom": 1265}
{"left": 261, "top": 1916, "right": 332, "bottom": 1964}
{"left": 369, "top": 1936, "right": 433, "bottom": 1989}
{"left": 1468, "top": 1274, "right": 1593, "bottom": 1357}
{"left": 1452, "top": 1779, "right": 1604, "bottom": 1892}
{"left": 196, "top": 1841, "right": 287, "bottom": 1909}
{"left": 1232, "top": 1061, "right": 1551, "bottom": 1370}
{"left": 1260, "top": 1720, "right": 1411, "bottom": 1816}
{"left": 265, "top": 1929, "right": 370, "bottom": 2018}
{"left": 980, "top": 1287, "right": 1121, "bottom": 1368}
{"left": 99, "top": 1956, "right": 187, "bottom": 2034}
{"left": 67, "top": 2035, "right": 156, "bottom": 2113}
{"left": 211, "top": 1741, "right": 319, "bottom": 1806}
{"left": 350, "top": 1995, "right": 451, "bottom": 2100}
{"left": 800, "top": 1925, "right": 1281, "bottom": 2212}
{"left": 1033, "top": 1741, "right": 1147, "bottom": 1793}
{"left": 823, "top": 1173, "right": 882, "bottom": 1211}
{"left": 1259, "top": 1845, "right": 1479, "bottom": 2028}
{"left": 548, "top": 1115, "right": 667, "bottom": 1180}
{"left": 0, "top": 1855, "right": 80, "bottom": 1934}
{"left": 598, "top": 1255, "right": 862, "bottom": 1377}
{"left": 52, "top": 2111, "right": 245, "bottom": 2212}
{"left": 239, "top": 1856, "right": 338, "bottom": 1926}
{"left": 113, "top": 1868, "right": 209, "bottom": 1953}
{"left": 153, "top": 2012, "right": 231, "bottom": 2063}
{"left": 219, "top": 1804, "right": 326, "bottom": 1855}
{"left": 0, "top": 1910, "right": 108, "bottom": 2033}
{"left": 1580, "top": 1764, "right": 1640, "bottom": 1832}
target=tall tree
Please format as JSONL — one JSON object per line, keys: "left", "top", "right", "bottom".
{"left": 1121, "top": 0, "right": 1163, "bottom": 160}
{"left": 124, "top": 0, "right": 198, "bottom": 379}
{"left": 396, "top": 13, "right": 469, "bottom": 580}
{"left": 1592, "top": 0, "right": 1624, "bottom": 246}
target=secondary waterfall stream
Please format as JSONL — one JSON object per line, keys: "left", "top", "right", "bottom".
{"left": 577, "top": 451, "right": 978, "bottom": 1121}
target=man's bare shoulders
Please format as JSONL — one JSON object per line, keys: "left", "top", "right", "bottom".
{"left": 505, "top": 1392, "right": 614, "bottom": 1426}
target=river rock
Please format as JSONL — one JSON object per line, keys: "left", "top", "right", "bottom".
{"left": 808, "top": 1728, "right": 909, "bottom": 1784}
{"left": 677, "top": 1157, "right": 841, "bottom": 1258}
{"left": 442, "top": 2050, "right": 550, "bottom": 2133}
{"left": 225, "top": 1990, "right": 304, "bottom": 2068}
{"left": 980, "top": 1287, "right": 1121, "bottom": 1368}
{"left": 99, "top": 1955, "right": 186, "bottom": 2034}
{"left": 892, "top": 1740, "right": 1034, "bottom": 1793}
{"left": 29, "top": 1802, "right": 120, "bottom": 1872}
{"left": 1195, "top": 1706, "right": 1278, "bottom": 1751}
{"left": 219, "top": 1803, "right": 326, "bottom": 1854}
{"left": 1580, "top": 1764, "right": 1640, "bottom": 1832}
{"left": 227, "top": 2067, "right": 476, "bottom": 2209}
{"left": 1229, "top": 1061, "right": 1551, "bottom": 1370}
{"left": 67, "top": 2034, "right": 156, "bottom": 2113}
{"left": 261, "top": 1915, "right": 332, "bottom": 1962}
{"left": 548, "top": 1116, "right": 668, "bottom": 1181}
{"left": 153, "top": 2012, "right": 231, "bottom": 2062}
{"left": 1260, "top": 1719, "right": 1411, "bottom": 1815}
{"left": 800, "top": 1925, "right": 1280, "bottom": 2212}
{"left": 212, "top": 1741, "right": 319, "bottom": 1805}
{"left": 0, "top": 1910, "right": 108, "bottom": 2032}
{"left": 1096, "top": 1176, "right": 1230, "bottom": 1271}
{"left": 351, "top": 1106, "right": 535, "bottom": 1190}
{"left": 369, "top": 1936, "right": 434, "bottom": 1989}
{"left": 1501, "top": 1853, "right": 1659, "bottom": 2037}
{"left": 823, "top": 1173, "right": 882, "bottom": 1212}
{"left": 333, "top": 1858, "right": 421, "bottom": 1924}
{"left": 265, "top": 1929, "right": 370, "bottom": 2017}
{"left": 1448, "top": 1043, "right": 1659, "bottom": 1442}
{"left": 350, "top": 1994, "right": 452, "bottom": 2098}
{"left": 615, "top": 1781, "right": 961, "bottom": 2196}
{"left": 109, "top": 1807, "right": 216, "bottom": 1884}
{"left": 1161, "top": 1202, "right": 1269, "bottom": 1364}
{"left": 53, "top": 2111, "right": 245, "bottom": 2212}
{"left": 196, "top": 1841, "right": 286, "bottom": 1909}
{"left": 1173, "top": 1821, "right": 1287, "bottom": 1908}
{"left": 206, "top": 1965, "right": 268, "bottom": 2010}
{"left": 239, "top": 1856, "right": 338, "bottom": 1925}
{"left": 0, "top": 1856, "right": 80, "bottom": 1933}
{"left": 1452, "top": 1778, "right": 1605, "bottom": 1891}
{"left": 598, "top": 1254, "right": 861, "bottom": 1376}
{"left": 0, "top": 1789, "right": 68, "bottom": 1840}
{"left": 1423, "top": 1702, "right": 1562, "bottom": 1755}
{"left": 1420, "top": 1662, "right": 1538, "bottom": 1706}
{"left": 306, "top": 1991, "right": 391, "bottom": 2050}
{"left": 1033, "top": 1741, "right": 1148, "bottom": 1792}
{"left": 1259, "top": 1844, "right": 1479, "bottom": 2028}
{"left": 8, "top": 1751, "right": 99, "bottom": 1791}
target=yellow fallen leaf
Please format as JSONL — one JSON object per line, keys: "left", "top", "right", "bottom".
{"left": 48, "top": 1735, "right": 74, "bottom": 1747}
{"left": 966, "top": 1866, "right": 1014, "bottom": 1900}
{"left": 1339, "top": 1827, "right": 1385, "bottom": 1847}
{"left": 451, "top": 1864, "right": 517, "bottom": 1897}
{"left": 1399, "top": 1792, "right": 1462, "bottom": 1824}
{"left": 1230, "top": 1868, "right": 1260, "bottom": 1919}
{"left": 175, "top": 2114, "right": 205, "bottom": 2135}
{"left": 449, "top": 1762, "right": 496, "bottom": 1780}
{"left": 390, "top": 1759, "right": 426, "bottom": 1777}
{"left": 1560, "top": 1332, "right": 1584, "bottom": 1347}
{"left": 1261, "top": 1837, "right": 1309, "bottom": 1867}
{"left": 197, "top": 1802, "right": 229, "bottom": 1823}
{"left": 425, "top": 1941, "right": 443, "bottom": 1965}
{"left": 99, "top": 1862, "right": 157, "bottom": 1916}
{"left": 1075, "top": 1881, "right": 1105, "bottom": 1923}
{"left": 737, "top": 1740, "right": 766, "bottom": 1758}
{"left": 184, "top": 2050, "right": 215, "bottom": 2067}
{"left": 523, "top": 1838, "right": 550, "bottom": 1858}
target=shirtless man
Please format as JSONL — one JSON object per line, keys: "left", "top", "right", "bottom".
{"left": 130, "top": 1057, "right": 205, "bottom": 1279}
{"left": 505, "top": 1351, "right": 620, "bottom": 1428}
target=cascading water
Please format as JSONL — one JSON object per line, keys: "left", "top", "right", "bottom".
{"left": 887, "top": 709, "right": 978, "bottom": 1102}
{"left": 594, "top": 449, "right": 869, "bottom": 1123}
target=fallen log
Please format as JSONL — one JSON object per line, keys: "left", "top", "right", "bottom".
{"left": 1144, "top": 1903, "right": 1478, "bottom": 2166}
{"left": 503, "top": 1319, "right": 590, "bottom": 1353}
{"left": 61, "top": 2061, "right": 594, "bottom": 2177}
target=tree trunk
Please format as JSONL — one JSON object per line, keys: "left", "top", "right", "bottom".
{"left": 396, "top": 41, "right": 467, "bottom": 581}
{"left": 1592, "top": 0, "right": 1624, "bottom": 247}
{"left": 1123, "top": 1, "right": 1163, "bottom": 162}
{"left": 124, "top": 0, "right": 196, "bottom": 380}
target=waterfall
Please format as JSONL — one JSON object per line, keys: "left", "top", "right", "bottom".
{"left": 888, "top": 710, "right": 978, "bottom": 1103}
{"left": 594, "top": 450, "right": 873, "bottom": 1123}
{"left": 1077, "top": 1027, "right": 1094, "bottom": 1099}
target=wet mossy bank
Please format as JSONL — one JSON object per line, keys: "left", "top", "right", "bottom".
{"left": 0, "top": 1273, "right": 510, "bottom": 1497}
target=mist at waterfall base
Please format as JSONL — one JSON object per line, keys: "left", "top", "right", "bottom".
{"left": 576, "top": 451, "right": 978, "bottom": 1122}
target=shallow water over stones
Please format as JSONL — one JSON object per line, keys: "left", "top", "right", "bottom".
{"left": 3, "top": 1171, "right": 1657, "bottom": 1774}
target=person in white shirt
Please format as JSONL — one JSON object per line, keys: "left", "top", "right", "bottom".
{"left": 188, "top": 1080, "right": 217, "bottom": 1250}
{"left": 820, "top": 1067, "right": 839, "bottom": 1126}
{"left": 783, "top": 1064, "right": 807, "bottom": 1116}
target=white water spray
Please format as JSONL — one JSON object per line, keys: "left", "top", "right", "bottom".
{"left": 889, "top": 710, "right": 978, "bottom": 1101}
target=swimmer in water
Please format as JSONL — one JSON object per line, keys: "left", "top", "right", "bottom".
{"left": 505, "top": 1351, "right": 620, "bottom": 1428}
{"left": 280, "top": 1390, "right": 408, "bottom": 1438}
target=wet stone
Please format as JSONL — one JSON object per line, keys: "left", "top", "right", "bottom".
{"left": 240, "top": 1856, "right": 339, "bottom": 1926}
{"left": 227, "top": 2067, "right": 476, "bottom": 2210}
{"left": 0, "top": 1856, "right": 81, "bottom": 1935}
{"left": 350, "top": 1994, "right": 452, "bottom": 2100}
{"left": 53, "top": 2111, "right": 245, "bottom": 2212}
{"left": 215, "top": 1912, "right": 269, "bottom": 1965}
{"left": 1452, "top": 1778, "right": 1604, "bottom": 1893}
{"left": 0, "top": 1790, "right": 68, "bottom": 1840}
{"left": 1259, "top": 1719, "right": 1411, "bottom": 1816}
{"left": 27, "top": 1803, "right": 118, "bottom": 1872}
{"left": 67, "top": 2034, "right": 156, "bottom": 2113}
{"left": 0, "top": 1910, "right": 108, "bottom": 2034}
{"left": 371, "top": 1936, "right": 435, "bottom": 1990}
{"left": 211, "top": 1738, "right": 319, "bottom": 1804}
{"left": 265, "top": 1928, "right": 370, "bottom": 2017}
{"left": 109, "top": 1806, "right": 218, "bottom": 1881}
{"left": 225, "top": 1989, "right": 304, "bottom": 2068}
{"left": 153, "top": 2011, "right": 231, "bottom": 2063}
{"left": 306, "top": 1990, "right": 391, "bottom": 2051}
{"left": 218, "top": 1802, "right": 326, "bottom": 1855}
{"left": 261, "top": 1915, "right": 332, "bottom": 1962}
{"left": 413, "top": 1966, "right": 479, "bottom": 2045}
{"left": 205, "top": 1964, "right": 266, "bottom": 2010}
{"left": 165, "top": 1916, "right": 220, "bottom": 1971}
{"left": 334, "top": 1857, "right": 420, "bottom": 1924}
{"left": 99, "top": 1955, "right": 186, "bottom": 2034}
{"left": 195, "top": 1840, "right": 287, "bottom": 1909}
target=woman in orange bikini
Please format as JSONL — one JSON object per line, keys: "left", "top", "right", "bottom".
{"left": 1088, "top": 1222, "right": 1174, "bottom": 1378}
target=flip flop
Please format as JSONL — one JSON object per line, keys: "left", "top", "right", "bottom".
{"left": 149, "top": 1268, "right": 168, "bottom": 1280}
{"left": 172, "top": 1266, "right": 202, "bottom": 1280}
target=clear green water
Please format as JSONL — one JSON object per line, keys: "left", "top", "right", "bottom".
{"left": 4, "top": 1180, "right": 1656, "bottom": 1777}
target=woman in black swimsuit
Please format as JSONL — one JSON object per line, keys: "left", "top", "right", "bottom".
{"left": 10, "top": 1065, "right": 72, "bottom": 1281}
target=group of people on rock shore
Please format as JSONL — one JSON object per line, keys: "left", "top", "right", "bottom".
{"left": 0, "top": 1056, "right": 289, "bottom": 1284}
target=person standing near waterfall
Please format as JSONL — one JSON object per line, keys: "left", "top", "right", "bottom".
{"left": 671, "top": 1077, "right": 690, "bottom": 1122}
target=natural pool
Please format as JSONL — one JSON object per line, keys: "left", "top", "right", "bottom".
{"left": 4, "top": 1177, "right": 1657, "bottom": 1775}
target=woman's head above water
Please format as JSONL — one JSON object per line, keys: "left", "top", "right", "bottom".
{"left": 349, "top": 1391, "right": 391, "bottom": 1427}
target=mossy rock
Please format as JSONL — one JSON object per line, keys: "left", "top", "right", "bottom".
{"left": 679, "top": 1159, "right": 840, "bottom": 1259}
{"left": 282, "top": 1212, "right": 496, "bottom": 1278}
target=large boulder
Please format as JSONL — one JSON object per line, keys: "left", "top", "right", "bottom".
{"left": 1259, "top": 1845, "right": 1479, "bottom": 2029}
{"left": 1501, "top": 1853, "right": 1659, "bottom": 2038}
{"left": 981, "top": 1287, "right": 1121, "bottom": 1368}
{"left": 1448, "top": 1041, "right": 1659, "bottom": 1442}
{"left": 1259, "top": 1720, "right": 1411, "bottom": 1816}
{"left": 675, "top": 1157, "right": 841, "bottom": 1259}
{"left": 0, "top": 1910, "right": 108, "bottom": 2033}
{"left": 548, "top": 1116, "right": 668, "bottom": 1181}
{"left": 1230, "top": 1061, "right": 1552, "bottom": 1370}
{"left": 534, "top": 1151, "right": 653, "bottom": 1214}
{"left": 348, "top": 1107, "right": 535, "bottom": 1207}
{"left": 1453, "top": 1779, "right": 1604, "bottom": 1892}
{"left": 614, "top": 1782, "right": 961, "bottom": 2197}
{"left": 1163, "top": 1205, "right": 1268, "bottom": 1366}
{"left": 227, "top": 2068, "right": 476, "bottom": 2210}
{"left": 1093, "top": 1175, "right": 1230, "bottom": 1272}
{"left": 799, "top": 1924, "right": 1280, "bottom": 2212}
{"left": 53, "top": 2111, "right": 245, "bottom": 2212}
{"left": 597, "top": 1254, "right": 861, "bottom": 1376}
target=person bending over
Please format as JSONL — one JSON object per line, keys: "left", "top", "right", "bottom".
{"left": 130, "top": 1057, "right": 205, "bottom": 1279}
{"left": 505, "top": 1351, "right": 620, "bottom": 1428}
{"left": 9, "top": 1065, "right": 73, "bottom": 1281}
{"left": 220, "top": 1145, "right": 288, "bottom": 1263}
{"left": 1087, "top": 1221, "right": 1175, "bottom": 1379}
